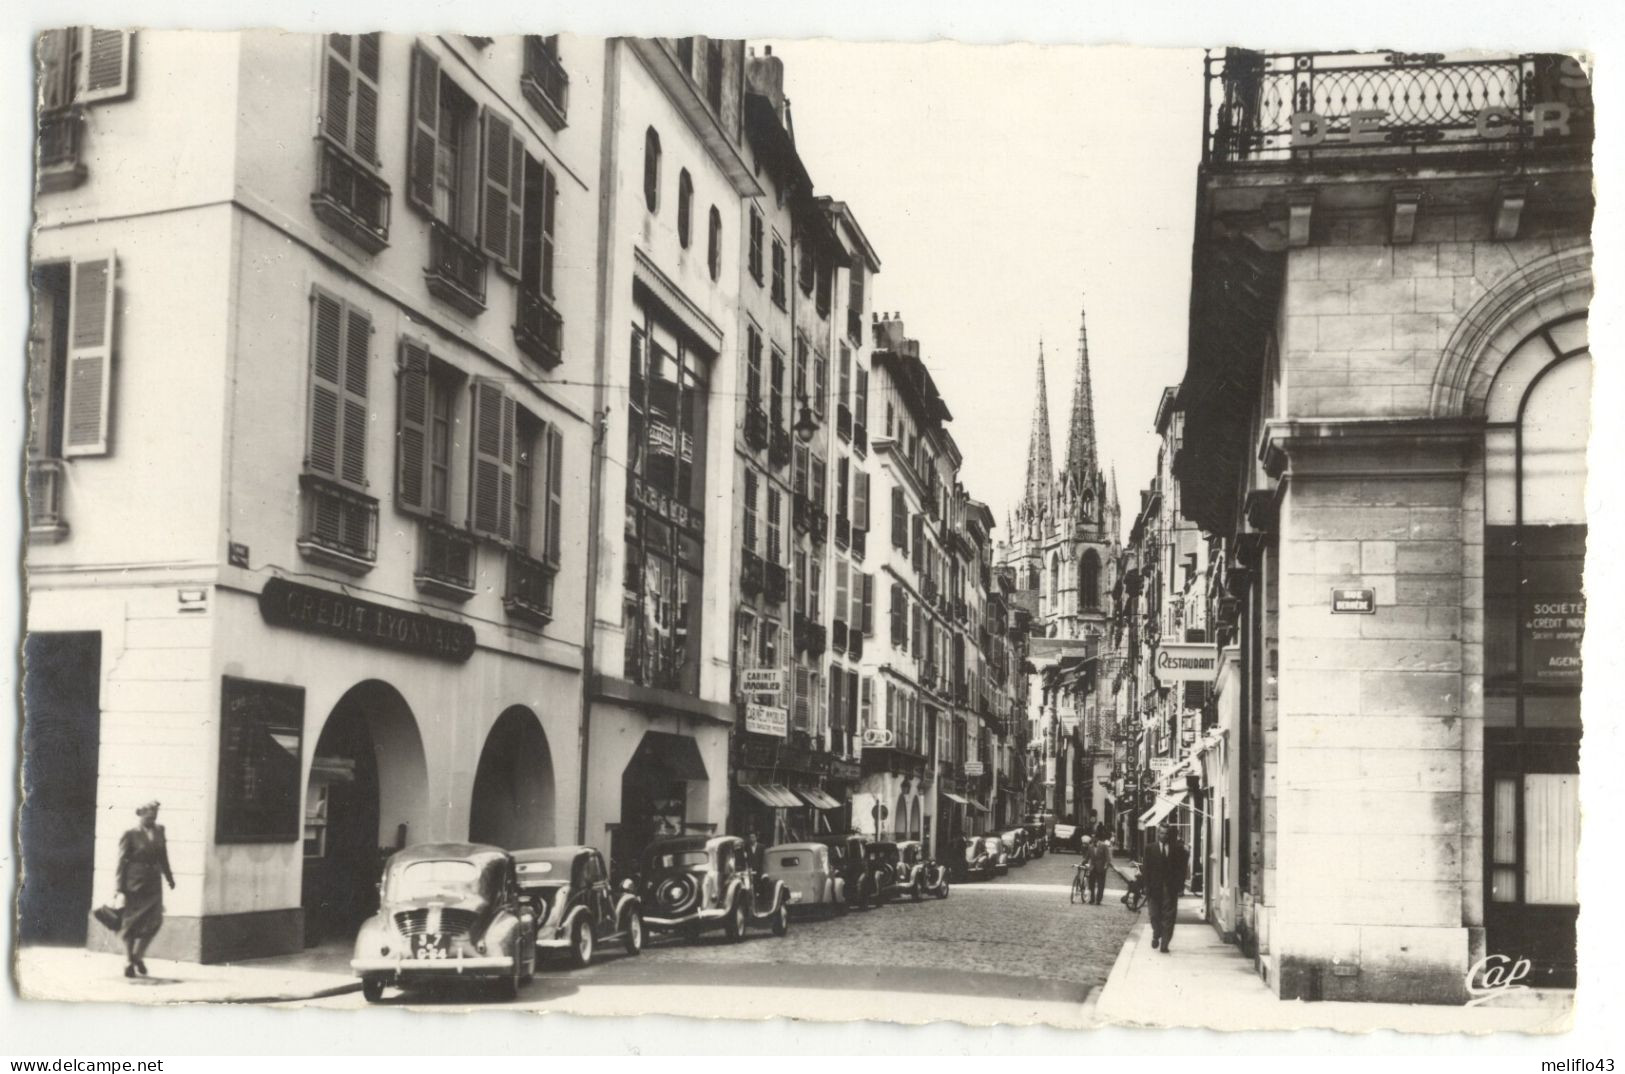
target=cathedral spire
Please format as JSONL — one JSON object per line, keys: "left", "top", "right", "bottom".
{"left": 1023, "top": 342, "right": 1054, "bottom": 509}
{"left": 1063, "top": 304, "right": 1098, "bottom": 481}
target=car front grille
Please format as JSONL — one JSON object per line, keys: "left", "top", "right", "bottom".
{"left": 393, "top": 907, "right": 480, "bottom": 939}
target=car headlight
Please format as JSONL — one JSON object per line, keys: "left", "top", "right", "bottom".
{"left": 380, "top": 944, "right": 390, "bottom": 956}
{"left": 477, "top": 940, "right": 487, "bottom": 954}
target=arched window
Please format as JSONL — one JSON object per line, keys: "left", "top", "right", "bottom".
{"left": 1481, "top": 311, "right": 1588, "bottom": 980}
{"left": 707, "top": 206, "right": 722, "bottom": 280}
{"left": 676, "top": 169, "right": 693, "bottom": 247}
{"left": 1081, "top": 550, "right": 1102, "bottom": 611}
{"left": 643, "top": 127, "right": 661, "bottom": 213}
{"left": 1049, "top": 553, "right": 1060, "bottom": 604}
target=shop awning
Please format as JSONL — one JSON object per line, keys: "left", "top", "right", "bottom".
{"left": 1139, "top": 789, "right": 1190, "bottom": 829}
{"left": 799, "top": 787, "right": 842, "bottom": 810}
{"left": 941, "top": 792, "right": 970, "bottom": 806}
{"left": 1096, "top": 780, "right": 1116, "bottom": 804}
{"left": 741, "top": 783, "right": 802, "bottom": 809}
{"left": 966, "top": 798, "right": 989, "bottom": 813}
{"left": 631, "top": 731, "right": 709, "bottom": 782}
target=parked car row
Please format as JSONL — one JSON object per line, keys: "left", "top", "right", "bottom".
{"left": 351, "top": 830, "right": 993, "bottom": 1003}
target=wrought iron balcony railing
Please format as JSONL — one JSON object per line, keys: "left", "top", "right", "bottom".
{"left": 504, "top": 548, "right": 557, "bottom": 625}
{"left": 794, "top": 613, "right": 826, "bottom": 656}
{"left": 27, "top": 458, "right": 68, "bottom": 541}
{"left": 312, "top": 137, "right": 391, "bottom": 253}
{"left": 1204, "top": 50, "right": 1593, "bottom": 168}
{"left": 415, "top": 518, "right": 476, "bottom": 601}
{"left": 769, "top": 426, "right": 792, "bottom": 470}
{"left": 38, "top": 108, "right": 86, "bottom": 192}
{"left": 763, "top": 560, "right": 788, "bottom": 605}
{"left": 298, "top": 472, "right": 378, "bottom": 574}
{"left": 425, "top": 219, "right": 487, "bottom": 316}
{"left": 514, "top": 286, "right": 563, "bottom": 369}
{"left": 744, "top": 405, "right": 770, "bottom": 451}
{"left": 741, "top": 549, "right": 765, "bottom": 596}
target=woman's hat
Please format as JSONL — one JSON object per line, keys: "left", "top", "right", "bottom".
{"left": 136, "top": 800, "right": 161, "bottom": 814}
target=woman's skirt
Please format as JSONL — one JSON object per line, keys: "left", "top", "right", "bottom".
{"left": 118, "top": 878, "right": 164, "bottom": 943}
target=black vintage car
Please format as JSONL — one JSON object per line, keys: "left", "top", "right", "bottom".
{"left": 637, "top": 835, "right": 791, "bottom": 941}
{"left": 512, "top": 845, "right": 643, "bottom": 968}
{"left": 871, "top": 840, "right": 951, "bottom": 900}
{"left": 806, "top": 833, "right": 883, "bottom": 909}
{"left": 951, "top": 836, "right": 995, "bottom": 882}
{"left": 351, "top": 843, "right": 537, "bottom": 1003}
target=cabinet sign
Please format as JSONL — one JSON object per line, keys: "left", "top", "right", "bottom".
{"left": 741, "top": 669, "right": 785, "bottom": 695}
{"left": 1331, "top": 587, "right": 1376, "bottom": 614}
{"left": 745, "top": 704, "right": 787, "bottom": 737}
{"left": 1153, "top": 643, "right": 1219, "bottom": 683}
{"left": 963, "top": 761, "right": 985, "bottom": 777}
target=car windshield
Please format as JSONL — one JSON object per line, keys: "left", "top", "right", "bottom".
{"left": 393, "top": 859, "right": 480, "bottom": 901}
{"left": 650, "top": 850, "right": 709, "bottom": 871}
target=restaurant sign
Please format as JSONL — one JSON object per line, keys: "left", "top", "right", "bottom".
{"left": 745, "top": 704, "right": 788, "bottom": 738}
{"left": 1153, "top": 643, "right": 1219, "bottom": 683}
{"left": 258, "top": 578, "right": 476, "bottom": 662}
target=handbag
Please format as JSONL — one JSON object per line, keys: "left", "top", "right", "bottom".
{"left": 93, "top": 893, "right": 125, "bottom": 932}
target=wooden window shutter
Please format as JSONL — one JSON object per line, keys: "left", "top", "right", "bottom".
{"left": 834, "top": 560, "right": 848, "bottom": 623}
{"left": 854, "top": 470, "right": 869, "bottom": 532}
{"left": 540, "top": 161, "right": 558, "bottom": 298}
{"left": 828, "top": 668, "right": 844, "bottom": 735}
{"left": 861, "top": 573, "right": 874, "bottom": 635}
{"left": 61, "top": 253, "right": 117, "bottom": 457}
{"left": 406, "top": 46, "right": 441, "bottom": 214}
{"left": 890, "top": 584, "right": 904, "bottom": 646}
{"left": 306, "top": 288, "right": 345, "bottom": 478}
{"left": 469, "top": 378, "right": 516, "bottom": 540}
{"left": 39, "top": 30, "right": 78, "bottom": 113}
{"left": 395, "top": 339, "right": 431, "bottom": 514}
{"left": 78, "top": 29, "right": 132, "bottom": 104}
{"left": 321, "top": 35, "right": 354, "bottom": 149}
{"left": 846, "top": 673, "right": 859, "bottom": 737}
{"left": 891, "top": 486, "right": 906, "bottom": 550}
{"left": 795, "top": 666, "right": 810, "bottom": 731}
{"left": 340, "top": 306, "right": 372, "bottom": 486}
{"left": 544, "top": 422, "right": 564, "bottom": 565}
{"left": 354, "top": 33, "right": 381, "bottom": 164}
{"left": 481, "top": 108, "right": 518, "bottom": 269}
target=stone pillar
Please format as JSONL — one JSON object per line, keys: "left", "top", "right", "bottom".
{"left": 1264, "top": 417, "right": 1477, "bottom": 1004}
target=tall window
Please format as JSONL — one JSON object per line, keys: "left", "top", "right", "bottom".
{"left": 1482, "top": 314, "right": 1588, "bottom": 980}
{"left": 707, "top": 206, "right": 722, "bottom": 280}
{"left": 748, "top": 208, "right": 764, "bottom": 284}
{"left": 623, "top": 301, "right": 711, "bottom": 692}
{"left": 1081, "top": 550, "right": 1102, "bottom": 611}
{"left": 745, "top": 327, "right": 763, "bottom": 409}
{"left": 847, "top": 252, "right": 866, "bottom": 343}
{"left": 769, "top": 347, "right": 786, "bottom": 431}
{"left": 705, "top": 39, "right": 724, "bottom": 113}
{"left": 677, "top": 169, "right": 693, "bottom": 247}
{"left": 395, "top": 339, "right": 464, "bottom": 520}
{"left": 521, "top": 35, "right": 568, "bottom": 129}
{"left": 771, "top": 238, "right": 787, "bottom": 308}
{"left": 767, "top": 489, "right": 783, "bottom": 565}
{"left": 743, "top": 469, "right": 759, "bottom": 553}
{"left": 812, "top": 351, "right": 828, "bottom": 419}
{"left": 643, "top": 127, "right": 661, "bottom": 213}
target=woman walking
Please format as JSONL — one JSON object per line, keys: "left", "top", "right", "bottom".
{"left": 116, "top": 800, "right": 174, "bottom": 978}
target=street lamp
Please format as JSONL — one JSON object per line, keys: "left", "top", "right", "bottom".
{"left": 793, "top": 394, "right": 818, "bottom": 444}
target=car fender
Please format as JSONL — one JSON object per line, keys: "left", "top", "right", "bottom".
{"left": 558, "top": 904, "right": 591, "bottom": 939}
{"left": 613, "top": 891, "right": 641, "bottom": 928}
{"left": 832, "top": 876, "right": 846, "bottom": 903}
{"left": 352, "top": 913, "right": 391, "bottom": 963}
{"left": 484, "top": 908, "right": 525, "bottom": 954}
{"left": 723, "top": 876, "right": 746, "bottom": 914}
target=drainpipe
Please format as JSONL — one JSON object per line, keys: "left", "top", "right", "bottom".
{"left": 576, "top": 39, "right": 622, "bottom": 846}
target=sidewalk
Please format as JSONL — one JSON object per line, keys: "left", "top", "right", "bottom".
{"left": 15, "top": 944, "right": 360, "bottom": 1006}
{"left": 1094, "top": 896, "right": 1574, "bottom": 1035}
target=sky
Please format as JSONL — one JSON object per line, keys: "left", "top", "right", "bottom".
{"left": 766, "top": 40, "right": 1206, "bottom": 543}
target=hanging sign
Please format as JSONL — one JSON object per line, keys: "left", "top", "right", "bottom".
{"left": 742, "top": 669, "right": 785, "bottom": 696}
{"left": 963, "top": 761, "right": 985, "bottom": 777}
{"left": 745, "top": 704, "right": 787, "bottom": 737}
{"left": 1153, "top": 643, "right": 1219, "bottom": 683}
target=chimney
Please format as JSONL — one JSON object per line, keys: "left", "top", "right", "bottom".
{"left": 873, "top": 311, "right": 908, "bottom": 352}
{"left": 747, "top": 46, "right": 786, "bottom": 123}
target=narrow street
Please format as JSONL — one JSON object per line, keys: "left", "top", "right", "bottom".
{"left": 298, "top": 852, "right": 1139, "bottom": 1024}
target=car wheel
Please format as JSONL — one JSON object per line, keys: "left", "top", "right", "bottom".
{"left": 940, "top": 881, "right": 951, "bottom": 899}
{"left": 360, "top": 977, "right": 385, "bottom": 1004}
{"left": 571, "top": 918, "right": 595, "bottom": 968}
{"left": 723, "top": 897, "right": 747, "bottom": 942}
{"left": 911, "top": 878, "right": 923, "bottom": 901}
{"left": 771, "top": 900, "right": 790, "bottom": 937}
{"left": 624, "top": 909, "right": 644, "bottom": 956}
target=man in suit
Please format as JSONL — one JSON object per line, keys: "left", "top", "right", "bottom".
{"left": 1140, "top": 822, "right": 1188, "bottom": 952}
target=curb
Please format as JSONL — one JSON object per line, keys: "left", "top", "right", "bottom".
{"left": 220, "top": 980, "right": 363, "bottom": 1005}
{"left": 1092, "top": 921, "right": 1147, "bottom": 1024}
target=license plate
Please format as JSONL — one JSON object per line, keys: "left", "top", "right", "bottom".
{"left": 789, "top": 892, "right": 802, "bottom": 902}
{"left": 411, "top": 935, "right": 449, "bottom": 960}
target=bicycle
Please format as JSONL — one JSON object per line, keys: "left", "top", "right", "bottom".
{"left": 1070, "top": 863, "right": 1088, "bottom": 905}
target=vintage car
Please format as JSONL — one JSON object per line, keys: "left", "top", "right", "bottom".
{"left": 1020, "top": 816, "right": 1049, "bottom": 858}
{"left": 806, "top": 833, "right": 882, "bottom": 909}
{"left": 980, "top": 834, "right": 1011, "bottom": 876}
{"left": 512, "top": 845, "right": 643, "bottom": 968}
{"left": 999, "top": 828, "right": 1030, "bottom": 866}
{"left": 351, "top": 843, "right": 536, "bottom": 1003}
{"left": 954, "top": 836, "right": 995, "bottom": 882}
{"left": 870, "top": 840, "right": 951, "bottom": 900}
{"left": 766, "top": 841, "right": 847, "bottom": 915}
{"left": 637, "top": 834, "right": 791, "bottom": 940}
{"left": 1051, "top": 820, "right": 1081, "bottom": 852}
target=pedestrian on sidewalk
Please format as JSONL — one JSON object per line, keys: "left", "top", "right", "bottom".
{"left": 115, "top": 800, "right": 175, "bottom": 978}
{"left": 1085, "top": 832, "right": 1112, "bottom": 904}
{"left": 1140, "top": 822, "right": 1187, "bottom": 952}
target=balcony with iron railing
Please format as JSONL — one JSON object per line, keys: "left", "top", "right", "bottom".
{"left": 27, "top": 459, "right": 68, "bottom": 541}
{"left": 298, "top": 473, "right": 378, "bottom": 574}
{"left": 514, "top": 287, "right": 563, "bottom": 369}
{"left": 38, "top": 107, "right": 86, "bottom": 192}
{"left": 769, "top": 426, "right": 792, "bottom": 470}
{"left": 425, "top": 219, "right": 487, "bottom": 316}
{"left": 1203, "top": 50, "right": 1593, "bottom": 170}
{"left": 763, "top": 560, "right": 788, "bottom": 605}
{"left": 522, "top": 36, "right": 570, "bottom": 130}
{"left": 312, "top": 137, "right": 391, "bottom": 253}
{"left": 740, "top": 549, "right": 765, "bottom": 597}
{"left": 744, "top": 405, "right": 769, "bottom": 452}
{"left": 794, "top": 612, "right": 826, "bottom": 656}
{"left": 504, "top": 548, "right": 557, "bottom": 625}
{"left": 414, "top": 518, "right": 476, "bottom": 601}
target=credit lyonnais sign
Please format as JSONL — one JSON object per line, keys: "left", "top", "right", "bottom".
{"left": 1526, "top": 597, "right": 1584, "bottom": 683}
{"left": 258, "top": 578, "right": 476, "bottom": 662}
{"left": 1153, "top": 643, "right": 1218, "bottom": 684}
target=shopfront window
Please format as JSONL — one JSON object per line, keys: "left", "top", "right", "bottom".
{"left": 623, "top": 298, "right": 711, "bottom": 693}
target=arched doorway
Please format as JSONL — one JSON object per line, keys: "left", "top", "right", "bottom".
{"left": 301, "top": 681, "right": 427, "bottom": 946}
{"left": 469, "top": 706, "right": 556, "bottom": 850}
